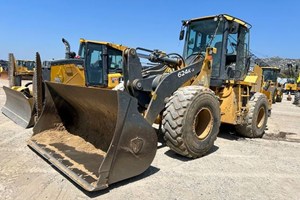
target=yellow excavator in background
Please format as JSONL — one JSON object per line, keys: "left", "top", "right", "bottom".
{"left": 1, "top": 38, "right": 127, "bottom": 128}
{"left": 28, "top": 14, "right": 270, "bottom": 191}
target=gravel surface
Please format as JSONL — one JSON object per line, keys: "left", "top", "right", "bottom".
{"left": 0, "top": 79, "right": 300, "bottom": 200}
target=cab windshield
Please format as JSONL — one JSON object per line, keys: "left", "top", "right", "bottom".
{"left": 16, "top": 60, "right": 35, "bottom": 70}
{"left": 184, "top": 17, "right": 250, "bottom": 81}
{"left": 263, "top": 69, "right": 277, "bottom": 82}
{"left": 184, "top": 18, "right": 224, "bottom": 59}
{"left": 184, "top": 18, "right": 225, "bottom": 77}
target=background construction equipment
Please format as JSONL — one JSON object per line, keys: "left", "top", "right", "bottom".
{"left": 2, "top": 38, "right": 127, "bottom": 128}
{"left": 261, "top": 66, "right": 283, "bottom": 103}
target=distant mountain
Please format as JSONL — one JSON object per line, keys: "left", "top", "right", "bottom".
{"left": 253, "top": 57, "right": 299, "bottom": 78}
{"left": 258, "top": 57, "right": 300, "bottom": 69}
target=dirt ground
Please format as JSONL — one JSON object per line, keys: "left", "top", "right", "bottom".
{"left": 0, "top": 79, "right": 300, "bottom": 200}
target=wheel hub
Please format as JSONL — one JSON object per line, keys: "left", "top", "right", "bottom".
{"left": 193, "top": 108, "right": 213, "bottom": 140}
{"left": 257, "top": 107, "right": 265, "bottom": 128}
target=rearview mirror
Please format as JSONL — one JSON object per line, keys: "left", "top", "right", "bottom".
{"left": 179, "top": 29, "right": 185, "bottom": 40}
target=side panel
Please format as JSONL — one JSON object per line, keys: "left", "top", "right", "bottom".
{"left": 51, "top": 64, "right": 85, "bottom": 86}
{"left": 219, "top": 86, "right": 238, "bottom": 124}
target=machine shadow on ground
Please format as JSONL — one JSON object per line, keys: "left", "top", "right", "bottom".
{"left": 164, "top": 144, "right": 219, "bottom": 162}
{"left": 86, "top": 166, "right": 160, "bottom": 198}
{"left": 217, "top": 124, "right": 246, "bottom": 141}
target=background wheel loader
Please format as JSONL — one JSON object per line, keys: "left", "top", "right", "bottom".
{"left": 1, "top": 38, "right": 127, "bottom": 128}
{"left": 284, "top": 63, "right": 299, "bottom": 100}
{"left": 261, "top": 66, "right": 283, "bottom": 103}
{"left": 28, "top": 14, "right": 269, "bottom": 191}
{"left": 292, "top": 73, "right": 300, "bottom": 105}
{"left": 0, "top": 57, "right": 34, "bottom": 82}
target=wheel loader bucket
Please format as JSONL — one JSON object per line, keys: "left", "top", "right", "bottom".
{"left": 1, "top": 86, "right": 35, "bottom": 128}
{"left": 28, "top": 82, "right": 157, "bottom": 191}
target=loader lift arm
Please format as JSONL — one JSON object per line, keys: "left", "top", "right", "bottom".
{"left": 122, "top": 48, "right": 214, "bottom": 123}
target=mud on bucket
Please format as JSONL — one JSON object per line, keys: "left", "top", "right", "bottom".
{"left": 28, "top": 82, "right": 157, "bottom": 191}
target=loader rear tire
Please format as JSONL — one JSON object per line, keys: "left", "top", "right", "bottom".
{"left": 275, "top": 91, "right": 283, "bottom": 102}
{"left": 294, "top": 92, "right": 300, "bottom": 105}
{"left": 162, "top": 86, "right": 220, "bottom": 158}
{"left": 268, "top": 87, "right": 276, "bottom": 104}
{"left": 235, "top": 93, "right": 268, "bottom": 138}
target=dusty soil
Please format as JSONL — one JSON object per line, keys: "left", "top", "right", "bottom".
{"left": 264, "top": 94, "right": 300, "bottom": 142}
{"left": 0, "top": 79, "right": 300, "bottom": 200}
{"left": 31, "top": 125, "right": 106, "bottom": 156}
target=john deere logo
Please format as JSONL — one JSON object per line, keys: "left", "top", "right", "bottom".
{"left": 130, "top": 137, "right": 144, "bottom": 154}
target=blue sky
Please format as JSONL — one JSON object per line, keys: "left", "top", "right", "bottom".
{"left": 0, "top": 0, "right": 299, "bottom": 60}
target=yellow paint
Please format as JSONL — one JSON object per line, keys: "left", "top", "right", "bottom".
{"left": 285, "top": 83, "right": 298, "bottom": 91}
{"left": 191, "top": 47, "right": 215, "bottom": 87}
{"left": 51, "top": 64, "right": 85, "bottom": 86}
{"left": 223, "top": 14, "right": 248, "bottom": 28}
{"left": 79, "top": 38, "right": 127, "bottom": 52}
{"left": 248, "top": 65, "right": 263, "bottom": 93}
{"left": 219, "top": 86, "right": 238, "bottom": 124}
{"left": 107, "top": 73, "right": 122, "bottom": 89}
{"left": 190, "top": 14, "right": 249, "bottom": 28}
{"left": 244, "top": 75, "right": 258, "bottom": 84}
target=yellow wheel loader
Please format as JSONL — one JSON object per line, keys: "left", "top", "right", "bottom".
{"left": 261, "top": 66, "right": 283, "bottom": 103}
{"left": 285, "top": 79, "right": 297, "bottom": 93}
{"left": 246, "top": 65, "right": 273, "bottom": 116}
{"left": 0, "top": 58, "right": 34, "bottom": 81}
{"left": 15, "top": 59, "right": 35, "bottom": 80}
{"left": 1, "top": 38, "right": 126, "bottom": 128}
{"left": 28, "top": 14, "right": 269, "bottom": 191}
{"left": 284, "top": 63, "right": 299, "bottom": 101}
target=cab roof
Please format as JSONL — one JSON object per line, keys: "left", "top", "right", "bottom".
{"left": 79, "top": 38, "right": 128, "bottom": 51}
{"left": 188, "top": 14, "right": 251, "bottom": 29}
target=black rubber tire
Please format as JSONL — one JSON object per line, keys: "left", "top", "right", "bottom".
{"left": 235, "top": 93, "right": 268, "bottom": 138}
{"left": 268, "top": 86, "right": 276, "bottom": 104}
{"left": 294, "top": 92, "right": 300, "bottom": 105}
{"left": 33, "top": 52, "right": 43, "bottom": 120}
{"left": 275, "top": 95, "right": 282, "bottom": 103}
{"left": 162, "top": 86, "right": 220, "bottom": 158}
{"left": 275, "top": 89, "right": 283, "bottom": 102}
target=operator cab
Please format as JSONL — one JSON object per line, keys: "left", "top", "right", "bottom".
{"left": 78, "top": 41, "right": 123, "bottom": 87}
{"left": 181, "top": 14, "right": 251, "bottom": 87}
{"left": 262, "top": 67, "right": 280, "bottom": 83}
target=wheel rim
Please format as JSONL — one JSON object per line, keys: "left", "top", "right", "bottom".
{"left": 256, "top": 106, "right": 266, "bottom": 128}
{"left": 193, "top": 108, "right": 213, "bottom": 140}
